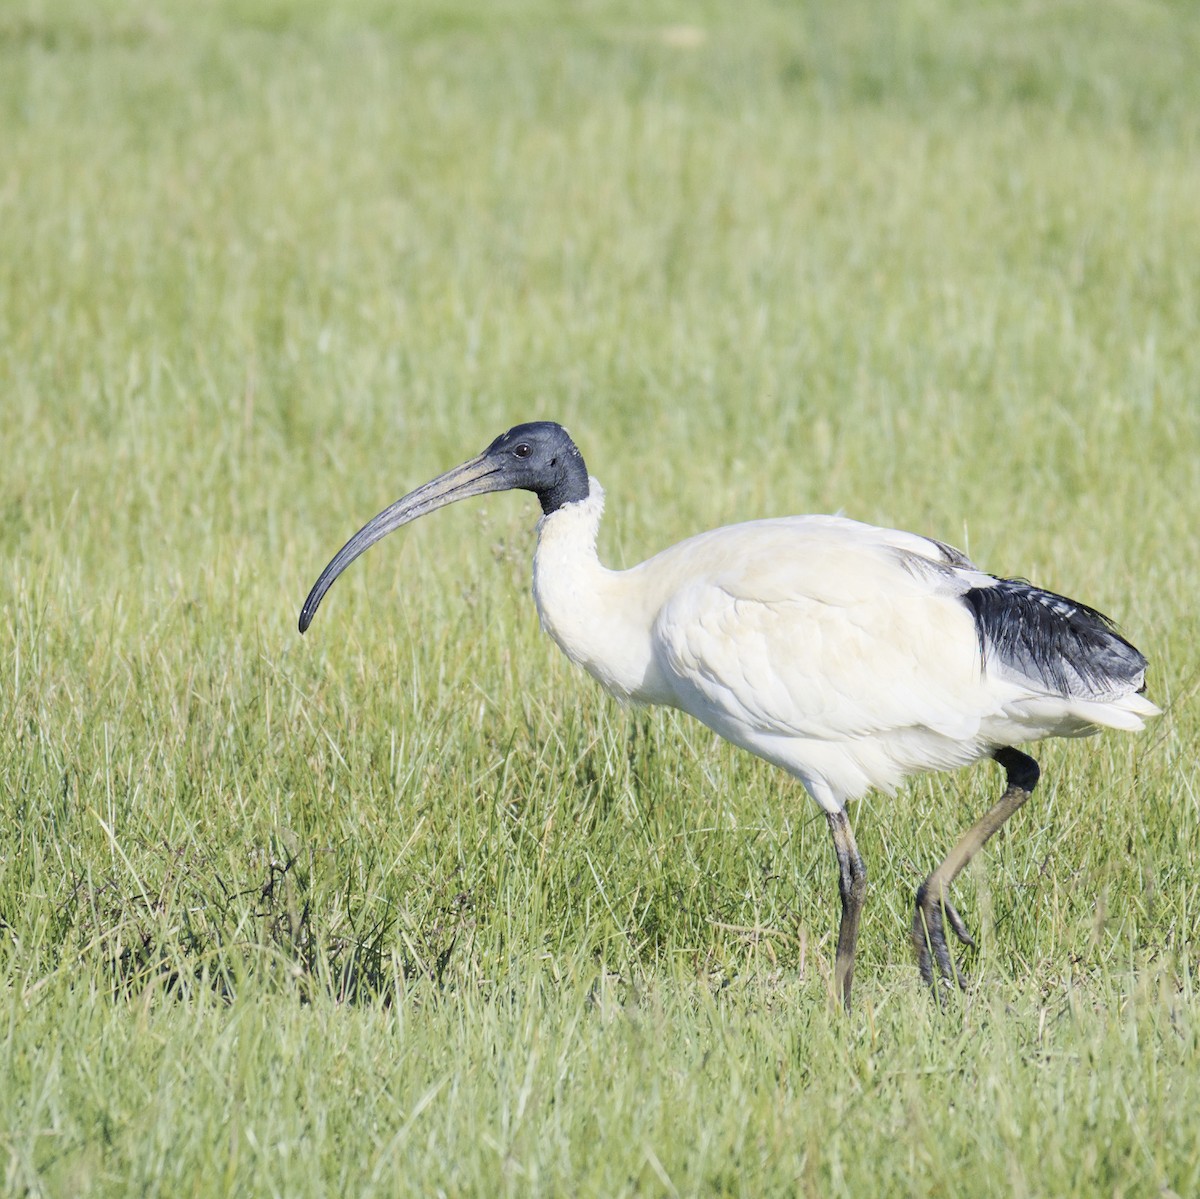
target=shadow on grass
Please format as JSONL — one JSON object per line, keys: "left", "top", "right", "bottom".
{"left": 57, "top": 837, "right": 474, "bottom": 1007}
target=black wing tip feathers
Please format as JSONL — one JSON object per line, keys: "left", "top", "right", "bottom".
{"left": 963, "top": 577, "right": 1147, "bottom": 696}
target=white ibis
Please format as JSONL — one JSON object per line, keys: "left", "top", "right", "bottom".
{"left": 299, "top": 422, "right": 1158, "bottom": 1009}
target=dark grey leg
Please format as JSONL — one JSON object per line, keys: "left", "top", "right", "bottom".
{"left": 913, "top": 746, "right": 1040, "bottom": 992}
{"left": 827, "top": 808, "right": 867, "bottom": 1012}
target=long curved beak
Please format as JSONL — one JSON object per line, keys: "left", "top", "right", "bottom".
{"left": 299, "top": 452, "right": 506, "bottom": 633}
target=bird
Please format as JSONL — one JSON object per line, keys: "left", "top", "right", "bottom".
{"left": 299, "top": 421, "right": 1158, "bottom": 1010}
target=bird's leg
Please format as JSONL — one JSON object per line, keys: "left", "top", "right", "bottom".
{"left": 827, "top": 808, "right": 867, "bottom": 1013}
{"left": 913, "top": 746, "right": 1040, "bottom": 993}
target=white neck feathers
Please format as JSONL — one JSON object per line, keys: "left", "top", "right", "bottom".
{"left": 531, "top": 480, "right": 668, "bottom": 703}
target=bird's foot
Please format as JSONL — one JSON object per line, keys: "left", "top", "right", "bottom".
{"left": 912, "top": 880, "right": 974, "bottom": 996}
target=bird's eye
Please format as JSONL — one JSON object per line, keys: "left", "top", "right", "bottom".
{"left": 514, "top": 443, "right": 532, "bottom": 458}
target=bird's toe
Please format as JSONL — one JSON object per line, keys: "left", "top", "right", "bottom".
{"left": 942, "top": 899, "right": 977, "bottom": 949}
{"left": 913, "top": 882, "right": 972, "bottom": 995}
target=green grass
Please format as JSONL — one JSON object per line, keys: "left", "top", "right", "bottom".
{"left": 2, "top": 0, "right": 1198, "bottom": 1193}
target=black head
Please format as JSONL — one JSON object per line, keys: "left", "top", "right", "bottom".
{"left": 482, "top": 422, "right": 589, "bottom": 515}
{"left": 298, "top": 422, "right": 590, "bottom": 632}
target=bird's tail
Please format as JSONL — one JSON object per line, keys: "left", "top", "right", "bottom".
{"left": 1064, "top": 690, "right": 1161, "bottom": 733}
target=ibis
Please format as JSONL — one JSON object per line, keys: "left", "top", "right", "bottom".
{"left": 299, "top": 422, "right": 1158, "bottom": 1009}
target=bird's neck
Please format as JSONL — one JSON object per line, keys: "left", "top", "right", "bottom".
{"left": 532, "top": 481, "right": 668, "bottom": 703}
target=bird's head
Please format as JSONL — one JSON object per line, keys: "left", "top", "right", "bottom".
{"left": 298, "top": 421, "right": 588, "bottom": 633}
{"left": 480, "top": 422, "right": 589, "bottom": 514}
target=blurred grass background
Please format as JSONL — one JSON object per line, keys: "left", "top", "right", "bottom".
{"left": 1, "top": 0, "right": 1198, "bottom": 1194}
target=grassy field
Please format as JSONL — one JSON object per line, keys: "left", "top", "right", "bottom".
{"left": 2, "top": 0, "right": 1199, "bottom": 1193}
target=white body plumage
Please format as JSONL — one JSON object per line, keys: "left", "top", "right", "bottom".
{"left": 533, "top": 482, "right": 1158, "bottom": 814}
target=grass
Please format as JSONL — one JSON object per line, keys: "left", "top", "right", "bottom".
{"left": 2, "top": 0, "right": 1198, "bottom": 1193}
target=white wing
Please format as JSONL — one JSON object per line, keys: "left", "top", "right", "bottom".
{"left": 646, "top": 518, "right": 995, "bottom": 800}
